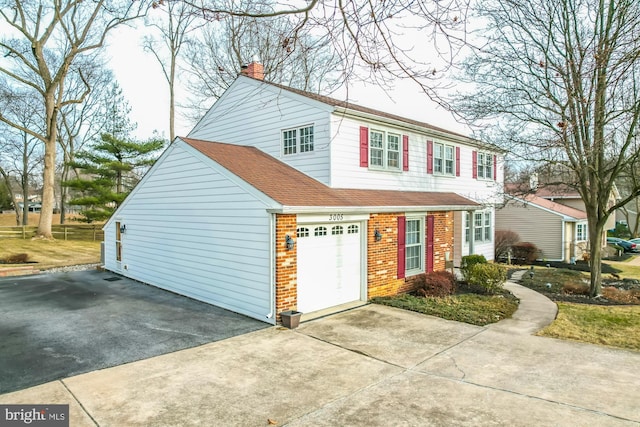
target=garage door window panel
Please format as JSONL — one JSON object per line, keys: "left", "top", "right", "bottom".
{"left": 297, "top": 227, "right": 309, "bottom": 238}
{"left": 348, "top": 225, "right": 359, "bottom": 234}
{"left": 315, "top": 226, "right": 327, "bottom": 236}
{"left": 332, "top": 225, "right": 344, "bottom": 235}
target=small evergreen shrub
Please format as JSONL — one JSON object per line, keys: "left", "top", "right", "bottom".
{"left": 461, "top": 254, "right": 487, "bottom": 281}
{"left": 467, "top": 263, "right": 507, "bottom": 295}
{"left": 415, "top": 271, "right": 457, "bottom": 297}
{"left": 511, "top": 242, "right": 539, "bottom": 264}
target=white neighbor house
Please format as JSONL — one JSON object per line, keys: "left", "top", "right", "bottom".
{"left": 103, "top": 63, "right": 504, "bottom": 324}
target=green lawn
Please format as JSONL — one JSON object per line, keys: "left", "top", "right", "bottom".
{"left": 539, "top": 302, "right": 640, "bottom": 351}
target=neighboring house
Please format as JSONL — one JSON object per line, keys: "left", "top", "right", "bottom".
{"left": 103, "top": 62, "right": 504, "bottom": 324}
{"left": 497, "top": 183, "right": 617, "bottom": 262}
{"left": 496, "top": 194, "right": 589, "bottom": 262}
{"left": 534, "top": 184, "right": 617, "bottom": 232}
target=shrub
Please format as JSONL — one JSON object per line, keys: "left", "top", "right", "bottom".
{"left": 511, "top": 242, "right": 539, "bottom": 264}
{"left": 460, "top": 254, "right": 487, "bottom": 281}
{"left": 3, "top": 253, "right": 30, "bottom": 264}
{"left": 467, "top": 263, "right": 507, "bottom": 295}
{"left": 602, "top": 287, "right": 640, "bottom": 304}
{"left": 562, "top": 282, "right": 590, "bottom": 295}
{"left": 494, "top": 230, "right": 520, "bottom": 261}
{"left": 415, "top": 271, "right": 457, "bottom": 297}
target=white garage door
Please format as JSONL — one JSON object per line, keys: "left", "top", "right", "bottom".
{"left": 296, "top": 223, "right": 362, "bottom": 313}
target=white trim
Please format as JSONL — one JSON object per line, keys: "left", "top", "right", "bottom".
{"left": 273, "top": 204, "right": 479, "bottom": 215}
{"left": 297, "top": 213, "right": 370, "bottom": 224}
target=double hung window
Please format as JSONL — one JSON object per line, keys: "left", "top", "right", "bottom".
{"left": 282, "top": 125, "right": 314, "bottom": 155}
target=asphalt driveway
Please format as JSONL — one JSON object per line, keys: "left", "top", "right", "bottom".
{"left": 0, "top": 269, "right": 267, "bottom": 394}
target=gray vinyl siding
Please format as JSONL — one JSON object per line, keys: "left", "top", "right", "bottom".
{"left": 495, "top": 201, "right": 564, "bottom": 261}
{"left": 104, "top": 142, "right": 275, "bottom": 323}
{"left": 188, "top": 77, "right": 333, "bottom": 185}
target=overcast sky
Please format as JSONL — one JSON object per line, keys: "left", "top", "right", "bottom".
{"left": 107, "top": 25, "right": 472, "bottom": 141}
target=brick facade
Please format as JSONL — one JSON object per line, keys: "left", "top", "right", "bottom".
{"left": 430, "top": 211, "right": 455, "bottom": 272}
{"left": 274, "top": 211, "right": 456, "bottom": 323}
{"left": 367, "top": 213, "right": 406, "bottom": 298}
{"left": 274, "top": 214, "right": 297, "bottom": 322}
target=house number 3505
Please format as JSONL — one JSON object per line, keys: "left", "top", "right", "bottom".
{"left": 329, "top": 214, "right": 344, "bottom": 221}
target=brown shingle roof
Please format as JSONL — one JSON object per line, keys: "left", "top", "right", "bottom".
{"left": 182, "top": 138, "right": 479, "bottom": 210}
{"left": 512, "top": 194, "right": 587, "bottom": 220}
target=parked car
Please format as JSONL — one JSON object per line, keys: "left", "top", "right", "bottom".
{"left": 607, "top": 237, "right": 639, "bottom": 253}
{"left": 629, "top": 238, "right": 640, "bottom": 247}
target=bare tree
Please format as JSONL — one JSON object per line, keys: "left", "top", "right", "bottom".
{"left": 57, "top": 57, "right": 114, "bottom": 223}
{"left": 144, "top": 1, "right": 199, "bottom": 141}
{"left": 0, "top": 88, "right": 45, "bottom": 225}
{"left": 0, "top": 1, "right": 147, "bottom": 238}
{"left": 175, "top": 0, "right": 469, "bottom": 105}
{"left": 455, "top": 0, "right": 640, "bottom": 296}
{"left": 180, "top": 0, "right": 343, "bottom": 119}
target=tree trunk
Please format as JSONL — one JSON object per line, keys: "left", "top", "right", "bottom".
{"left": 36, "top": 93, "right": 57, "bottom": 239}
{"left": 38, "top": 145, "right": 56, "bottom": 238}
{"left": 588, "top": 214, "right": 604, "bottom": 297}
{"left": 0, "top": 167, "right": 20, "bottom": 225}
{"left": 22, "top": 194, "right": 29, "bottom": 226}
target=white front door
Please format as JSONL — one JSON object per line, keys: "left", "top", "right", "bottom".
{"left": 296, "top": 223, "right": 362, "bottom": 313}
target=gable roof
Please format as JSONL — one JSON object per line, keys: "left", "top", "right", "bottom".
{"left": 240, "top": 75, "right": 503, "bottom": 152}
{"left": 508, "top": 194, "right": 587, "bottom": 220}
{"left": 180, "top": 137, "right": 479, "bottom": 212}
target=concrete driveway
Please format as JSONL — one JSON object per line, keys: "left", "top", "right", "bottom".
{"left": 0, "top": 269, "right": 267, "bottom": 394}
{"left": 1, "top": 304, "right": 638, "bottom": 426}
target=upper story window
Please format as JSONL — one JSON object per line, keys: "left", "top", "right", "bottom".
{"left": 369, "top": 130, "right": 401, "bottom": 170}
{"left": 434, "top": 143, "right": 455, "bottom": 176}
{"left": 360, "top": 126, "right": 408, "bottom": 171}
{"left": 282, "top": 125, "right": 314, "bottom": 155}
{"left": 477, "top": 152, "right": 494, "bottom": 179}
{"left": 427, "top": 141, "right": 458, "bottom": 176}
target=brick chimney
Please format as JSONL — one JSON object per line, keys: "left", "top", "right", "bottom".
{"left": 241, "top": 62, "right": 264, "bottom": 80}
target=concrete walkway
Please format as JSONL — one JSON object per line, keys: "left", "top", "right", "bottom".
{"left": 1, "top": 274, "right": 638, "bottom": 426}
{"left": 491, "top": 270, "right": 558, "bottom": 334}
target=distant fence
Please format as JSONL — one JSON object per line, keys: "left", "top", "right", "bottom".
{"left": 0, "top": 224, "right": 104, "bottom": 241}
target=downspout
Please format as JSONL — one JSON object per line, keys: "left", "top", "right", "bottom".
{"left": 266, "top": 212, "right": 275, "bottom": 321}
{"left": 561, "top": 220, "right": 566, "bottom": 263}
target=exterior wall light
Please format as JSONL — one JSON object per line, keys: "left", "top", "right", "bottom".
{"left": 374, "top": 229, "right": 382, "bottom": 242}
{"left": 120, "top": 224, "right": 126, "bottom": 234}
{"left": 285, "top": 234, "right": 295, "bottom": 250}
